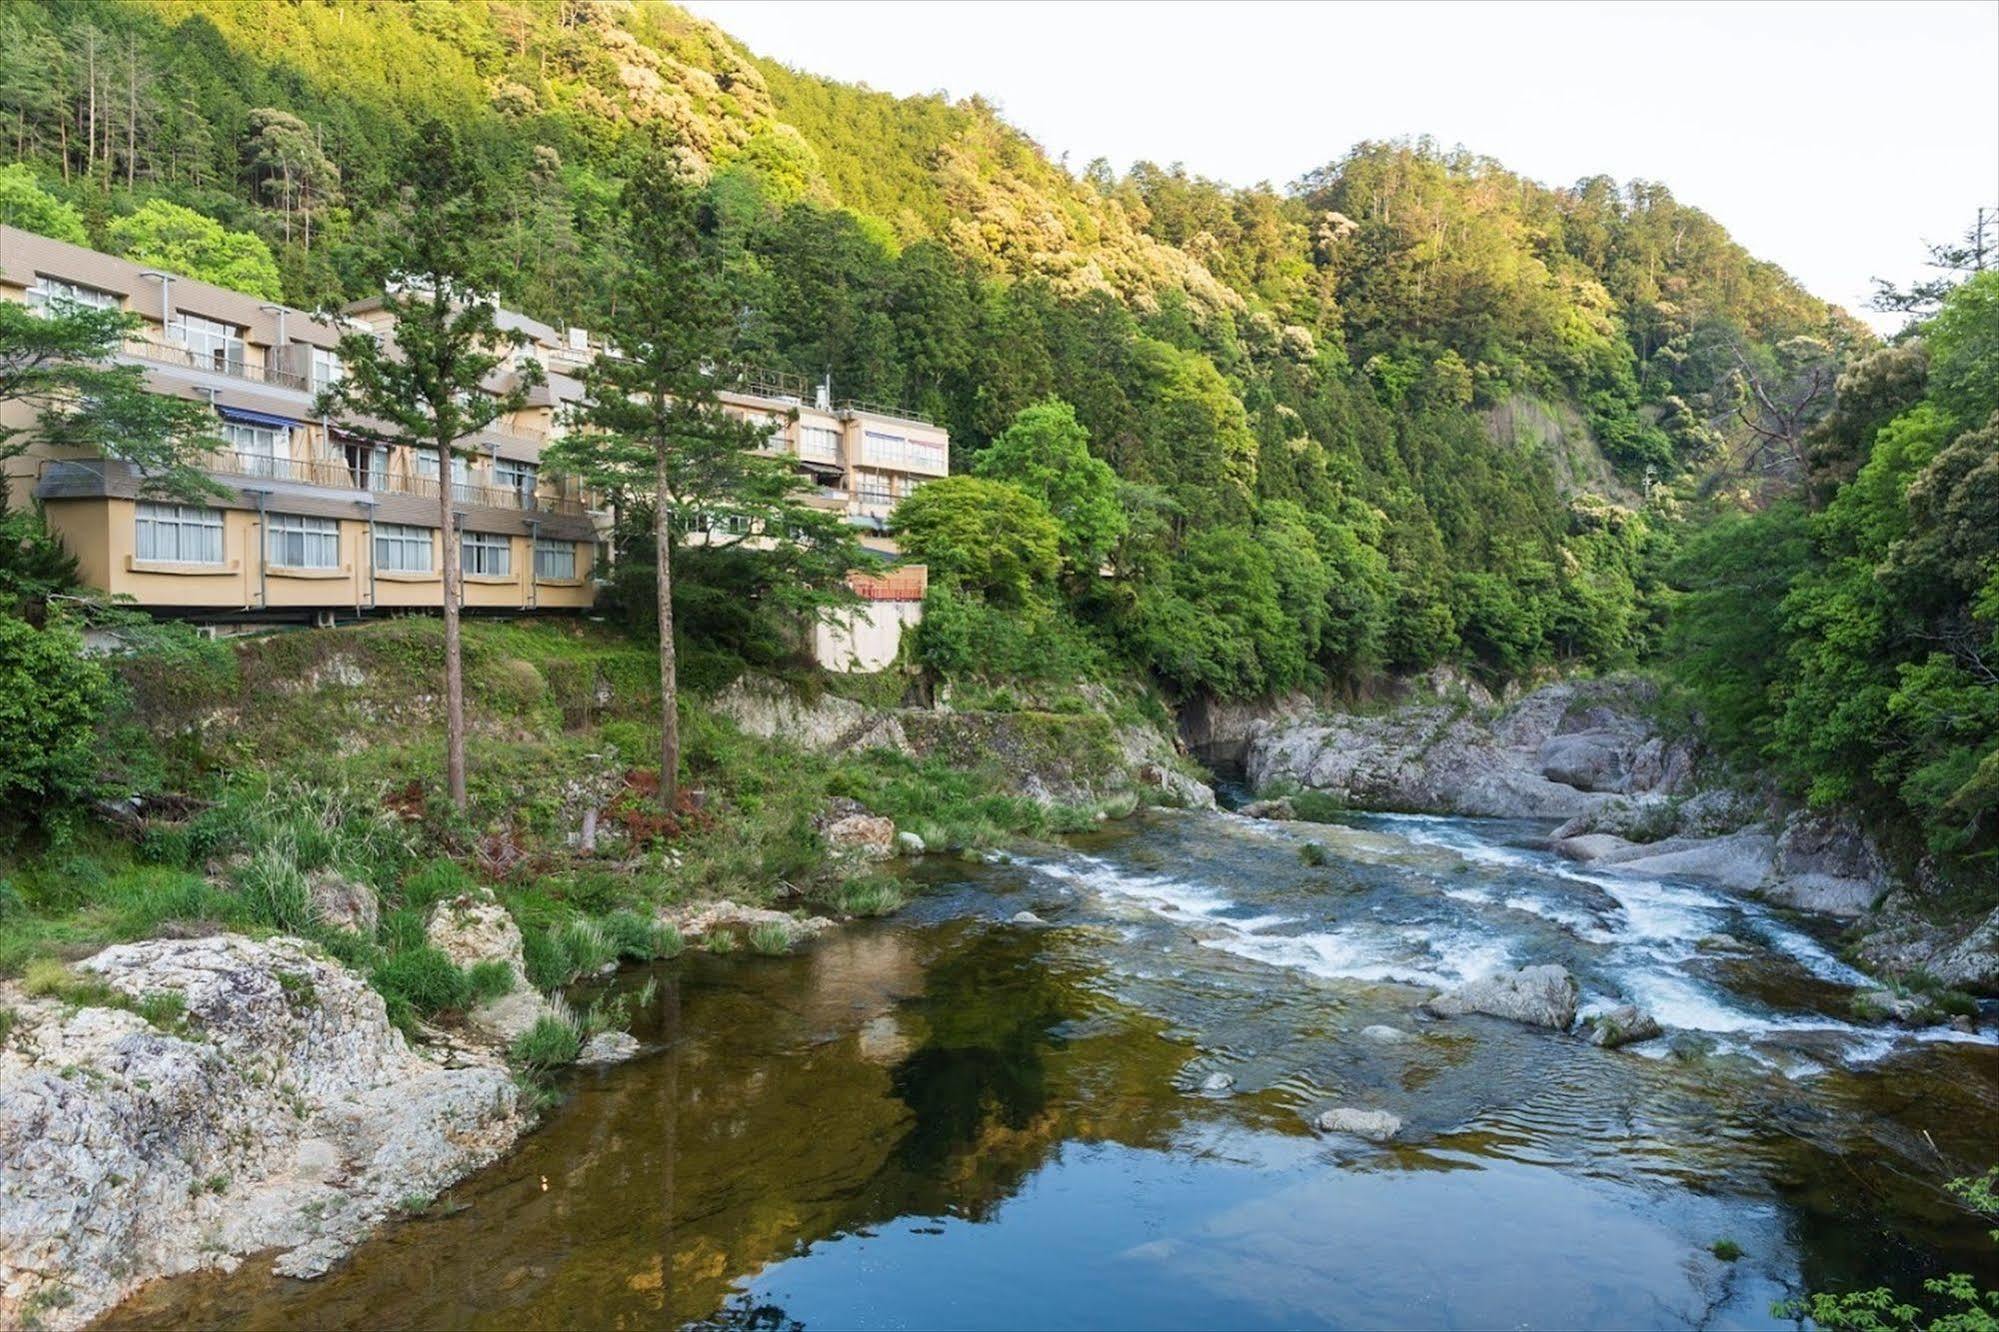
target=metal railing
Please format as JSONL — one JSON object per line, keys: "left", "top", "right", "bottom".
{"left": 124, "top": 337, "right": 312, "bottom": 393}
{"left": 207, "top": 449, "right": 589, "bottom": 516}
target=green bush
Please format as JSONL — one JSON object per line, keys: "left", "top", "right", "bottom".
{"left": 509, "top": 1009, "right": 583, "bottom": 1074}
{"left": 465, "top": 958, "right": 515, "bottom": 1003}
{"left": 371, "top": 946, "right": 469, "bottom": 1025}
{"left": 0, "top": 614, "right": 111, "bottom": 820}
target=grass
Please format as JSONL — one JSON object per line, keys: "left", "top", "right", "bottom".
{"left": 833, "top": 874, "right": 905, "bottom": 918}
{"left": 509, "top": 1006, "right": 583, "bottom": 1074}
{"left": 1710, "top": 1238, "right": 1743, "bottom": 1262}
{"left": 1299, "top": 842, "right": 1331, "bottom": 867}
{"left": 746, "top": 920, "right": 793, "bottom": 955}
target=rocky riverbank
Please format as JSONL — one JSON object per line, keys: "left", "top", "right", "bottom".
{"left": 0, "top": 936, "right": 526, "bottom": 1331}
{"left": 1234, "top": 672, "right": 1999, "bottom": 994}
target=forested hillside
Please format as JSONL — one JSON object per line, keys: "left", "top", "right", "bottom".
{"left": 0, "top": 0, "right": 1867, "bottom": 700}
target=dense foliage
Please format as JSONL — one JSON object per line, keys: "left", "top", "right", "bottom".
{"left": 0, "top": 0, "right": 1850, "bottom": 698}
{"left": 1669, "top": 273, "right": 1999, "bottom": 866}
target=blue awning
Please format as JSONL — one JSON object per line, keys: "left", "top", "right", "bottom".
{"left": 216, "top": 405, "right": 299, "bottom": 431}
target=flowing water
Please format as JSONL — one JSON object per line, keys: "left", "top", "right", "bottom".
{"left": 107, "top": 808, "right": 1999, "bottom": 1329}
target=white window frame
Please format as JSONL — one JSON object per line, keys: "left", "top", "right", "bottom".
{"left": 266, "top": 513, "right": 339, "bottom": 570}
{"left": 495, "top": 458, "right": 538, "bottom": 503}
{"left": 460, "top": 530, "right": 511, "bottom": 577}
{"left": 309, "top": 347, "right": 343, "bottom": 394}
{"left": 857, "top": 471, "right": 893, "bottom": 506}
{"left": 135, "top": 503, "right": 223, "bottom": 565}
{"left": 533, "top": 538, "right": 575, "bottom": 581}
{"left": 173, "top": 311, "right": 246, "bottom": 373}
{"left": 28, "top": 276, "right": 119, "bottom": 316}
{"left": 221, "top": 421, "right": 286, "bottom": 477}
{"left": 373, "top": 523, "right": 433, "bottom": 573}
{"left": 799, "top": 426, "right": 840, "bottom": 462}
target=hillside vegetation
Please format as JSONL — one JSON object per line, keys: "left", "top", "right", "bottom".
{"left": 1, "top": 0, "right": 1862, "bottom": 701}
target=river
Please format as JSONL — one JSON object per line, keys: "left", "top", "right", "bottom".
{"left": 105, "top": 807, "right": 1999, "bottom": 1329}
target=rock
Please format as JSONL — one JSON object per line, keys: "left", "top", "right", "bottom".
{"left": 1553, "top": 833, "right": 1638, "bottom": 864}
{"left": 1598, "top": 830, "right": 1779, "bottom": 893}
{"left": 1314, "top": 1107, "right": 1402, "bottom": 1141}
{"left": 306, "top": 868, "right": 378, "bottom": 936}
{"left": 1934, "top": 910, "right": 1999, "bottom": 991}
{"left": 576, "top": 1031, "right": 640, "bottom": 1066}
{"left": 1551, "top": 796, "right": 1677, "bottom": 844}
{"left": 895, "top": 830, "right": 927, "bottom": 856}
{"left": 1585, "top": 1005, "right": 1663, "bottom": 1048}
{"left": 1675, "top": 787, "right": 1762, "bottom": 838}
{"left": 1138, "top": 762, "right": 1218, "bottom": 811}
{"left": 1246, "top": 678, "right": 1687, "bottom": 821}
{"left": 1359, "top": 1024, "right": 1414, "bottom": 1044}
{"left": 1, "top": 935, "right": 524, "bottom": 1331}
{"left": 1237, "top": 797, "right": 1297, "bottom": 820}
{"left": 823, "top": 813, "right": 897, "bottom": 860}
{"left": 1009, "top": 910, "right": 1047, "bottom": 926}
{"left": 1763, "top": 811, "right": 1889, "bottom": 916}
{"left": 663, "top": 901, "right": 834, "bottom": 942}
{"left": 713, "top": 675, "right": 910, "bottom": 755}
{"left": 1424, "top": 965, "right": 1580, "bottom": 1030}
{"left": 1198, "top": 1071, "right": 1235, "bottom": 1094}
{"left": 423, "top": 890, "right": 551, "bottom": 1043}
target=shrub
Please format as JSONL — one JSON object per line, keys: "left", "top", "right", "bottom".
{"left": 1299, "top": 842, "right": 1330, "bottom": 867}
{"left": 371, "top": 946, "right": 469, "bottom": 1024}
{"left": 1710, "top": 1238, "right": 1743, "bottom": 1262}
{"left": 236, "top": 841, "right": 314, "bottom": 934}
{"left": 0, "top": 614, "right": 110, "bottom": 817}
{"left": 465, "top": 959, "right": 515, "bottom": 1003}
{"left": 603, "top": 910, "right": 679, "bottom": 960}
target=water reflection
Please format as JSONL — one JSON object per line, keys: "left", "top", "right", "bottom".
{"left": 104, "top": 814, "right": 1999, "bottom": 1330}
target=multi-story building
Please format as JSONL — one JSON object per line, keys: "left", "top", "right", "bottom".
{"left": 0, "top": 224, "right": 600, "bottom": 620}
{"left": 0, "top": 223, "right": 947, "bottom": 662}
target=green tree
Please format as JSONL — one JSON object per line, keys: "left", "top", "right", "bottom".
{"left": 104, "top": 199, "right": 282, "bottom": 300}
{"left": 892, "top": 475, "right": 1061, "bottom": 607}
{"left": 317, "top": 119, "right": 539, "bottom": 811}
{"left": 1926, "top": 270, "right": 1999, "bottom": 428}
{"left": 0, "top": 164, "right": 85, "bottom": 243}
{"left": 548, "top": 137, "right": 856, "bottom": 806}
{"left": 971, "top": 399, "right": 1125, "bottom": 575}
{"left": 0, "top": 611, "right": 109, "bottom": 815}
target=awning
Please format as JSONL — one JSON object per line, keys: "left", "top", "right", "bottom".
{"left": 216, "top": 405, "right": 300, "bottom": 431}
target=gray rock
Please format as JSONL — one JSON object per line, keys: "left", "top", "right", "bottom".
{"left": 1676, "top": 787, "right": 1762, "bottom": 838}
{"left": 1138, "top": 762, "right": 1218, "bottom": 811}
{"left": 1598, "top": 830, "right": 1778, "bottom": 893}
{"left": 1551, "top": 796, "right": 1677, "bottom": 844}
{"left": 1238, "top": 797, "right": 1297, "bottom": 820}
{"left": 307, "top": 868, "right": 378, "bottom": 936}
{"left": 1585, "top": 1005, "right": 1663, "bottom": 1049}
{"left": 1359, "top": 1024, "right": 1414, "bottom": 1044}
{"left": 1539, "top": 730, "right": 1635, "bottom": 793}
{"left": 1009, "top": 910, "right": 1048, "bottom": 927}
{"left": 425, "top": 890, "right": 554, "bottom": 1043}
{"left": 5, "top": 935, "right": 524, "bottom": 1331}
{"left": 1763, "top": 811, "right": 1889, "bottom": 916}
{"left": 895, "top": 830, "right": 927, "bottom": 856}
{"left": 1553, "top": 833, "right": 1638, "bottom": 864}
{"left": 823, "top": 813, "right": 897, "bottom": 860}
{"left": 1199, "top": 1071, "right": 1236, "bottom": 1094}
{"left": 1424, "top": 965, "right": 1580, "bottom": 1030}
{"left": 1315, "top": 1106, "right": 1403, "bottom": 1141}
{"left": 576, "top": 1031, "right": 640, "bottom": 1066}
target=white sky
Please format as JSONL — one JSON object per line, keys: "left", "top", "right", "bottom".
{"left": 686, "top": 0, "right": 1999, "bottom": 332}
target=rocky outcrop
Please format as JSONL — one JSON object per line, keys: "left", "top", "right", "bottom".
{"left": 1854, "top": 892, "right": 1999, "bottom": 994}
{"left": 0, "top": 935, "right": 525, "bottom": 1331}
{"left": 307, "top": 868, "right": 378, "bottom": 936}
{"left": 1762, "top": 811, "right": 1891, "bottom": 915}
{"left": 1246, "top": 678, "right": 1693, "bottom": 820}
{"left": 1314, "top": 1106, "right": 1403, "bottom": 1141}
{"left": 716, "top": 674, "right": 1215, "bottom": 811}
{"left": 1423, "top": 965, "right": 1580, "bottom": 1030}
{"left": 424, "top": 889, "right": 551, "bottom": 1042}
{"left": 662, "top": 900, "right": 834, "bottom": 942}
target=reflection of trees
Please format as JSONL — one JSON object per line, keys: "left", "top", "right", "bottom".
{"left": 109, "top": 921, "right": 1199, "bottom": 1330}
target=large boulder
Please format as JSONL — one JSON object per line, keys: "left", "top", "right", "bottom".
{"left": 1424, "top": 965, "right": 1580, "bottom": 1030}
{"left": 823, "top": 813, "right": 897, "bottom": 861}
{"left": 1595, "top": 830, "right": 1779, "bottom": 893}
{"left": 1551, "top": 796, "right": 1677, "bottom": 844}
{"left": 1584, "top": 1005, "right": 1663, "bottom": 1049}
{"left": 1763, "top": 811, "right": 1889, "bottom": 916}
{"left": 0, "top": 935, "right": 524, "bottom": 1331}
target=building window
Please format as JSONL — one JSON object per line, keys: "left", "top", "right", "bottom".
{"left": 374, "top": 523, "right": 433, "bottom": 573}
{"left": 135, "top": 503, "right": 223, "bottom": 564}
{"left": 173, "top": 312, "right": 246, "bottom": 373}
{"left": 221, "top": 421, "right": 286, "bottom": 477}
{"left": 309, "top": 347, "right": 343, "bottom": 394}
{"left": 857, "top": 471, "right": 892, "bottom": 506}
{"left": 799, "top": 426, "right": 840, "bottom": 461}
{"left": 414, "top": 451, "right": 472, "bottom": 499}
{"left": 495, "top": 458, "right": 538, "bottom": 504}
{"left": 267, "top": 513, "right": 338, "bottom": 569}
{"left": 345, "top": 442, "right": 389, "bottom": 491}
{"left": 461, "top": 530, "right": 511, "bottom": 577}
{"left": 28, "top": 276, "right": 119, "bottom": 316}
{"left": 534, "top": 538, "right": 575, "bottom": 581}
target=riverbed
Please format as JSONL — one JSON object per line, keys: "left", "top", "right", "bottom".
{"left": 105, "top": 808, "right": 1999, "bottom": 1329}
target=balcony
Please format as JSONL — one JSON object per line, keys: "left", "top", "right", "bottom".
{"left": 209, "top": 449, "right": 589, "bottom": 516}
{"left": 124, "top": 336, "right": 311, "bottom": 394}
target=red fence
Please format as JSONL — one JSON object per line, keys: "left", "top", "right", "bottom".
{"left": 848, "top": 565, "right": 927, "bottom": 602}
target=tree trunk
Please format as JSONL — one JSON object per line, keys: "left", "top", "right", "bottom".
{"left": 439, "top": 440, "right": 468, "bottom": 809}
{"left": 655, "top": 446, "right": 679, "bottom": 810}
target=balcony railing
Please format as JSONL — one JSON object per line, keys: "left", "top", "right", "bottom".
{"left": 125, "top": 337, "right": 312, "bottom": 394}
{"left": 208, "top": 449, "right": 589, "bottom": 516}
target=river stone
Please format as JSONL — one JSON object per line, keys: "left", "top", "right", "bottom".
{"left": 895, "top": 830, "right": 927, "bottom": 856}
{"left": 1762, "top": 811, "right": 1889, "bottom": 916}
{"left": 1360, "top": 1024, "right": 1414, "bottom": 1044}
{"left": 307, "top": 868, "right": 378, "bottom": 936}
{"left": 824, "top": 813, "right": 897, "bottom": 860}
{"left": 1238, "top": 797, "right": 1297, "bottom": 820}
{"left": 1598, "top": 830, "right": 1778, "bottom": 893}
{"left": 1315, "top": 1107, "right": 1402, "bottom": 1141}
{"left": 576, "top": 1031, "right": 640, "bottom": 1066}
{"left": 424, "top": 890, "right": 554, "bottom": 1043}
{"left": 1553, "top": 833, "right": 1636, "bottom": 864}
{"left": 1424, "top": 965, "right": 1580, "bottom": 1030}
{"left": 1551, "top": 796, "right": 1677, "bottom": 844}
{"left": 1, "top": 934, "right": 524, "bottom": 1332}
{"left": 1585, "top": 1005, "right": 1664, "bottom": 1049}
{"left": 664, "top": 901, "right": 834, "bottom": 941}
{"left": 1010, "top": 910, "right": 1048, "bottom": 926}
{"left": 1199, "top": 1072, "right": 1236, "bottom": 1094}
